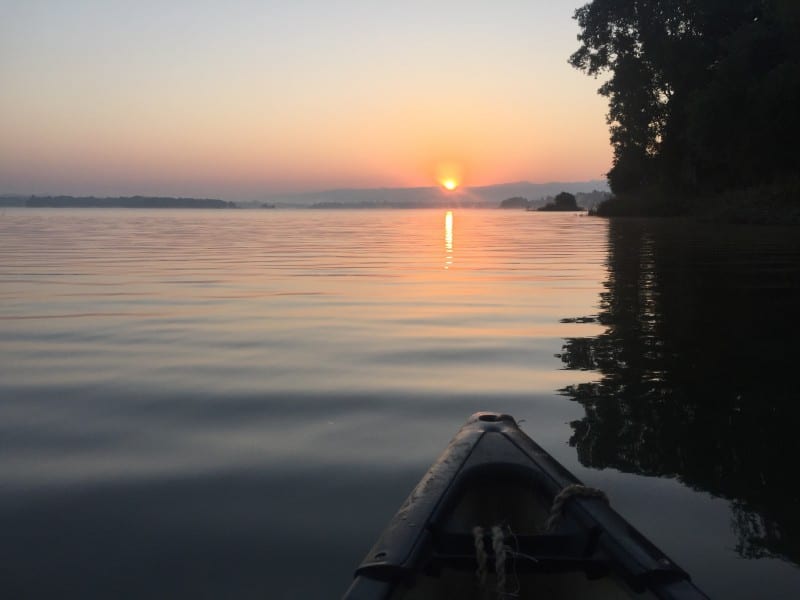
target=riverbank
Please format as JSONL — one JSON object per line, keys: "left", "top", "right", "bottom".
{"left": 593, "top": 180, "right": 800, "bottom": 225}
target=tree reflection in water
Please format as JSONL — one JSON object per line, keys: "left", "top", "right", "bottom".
{"left": 558, "top": 219, "right": 800, "bottom": 563}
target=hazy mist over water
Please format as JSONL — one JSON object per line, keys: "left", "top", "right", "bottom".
{"left": 1, "top": 209, "right": 799, "bottom": 598}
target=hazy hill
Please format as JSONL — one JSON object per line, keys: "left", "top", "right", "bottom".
{"left": 255, "top": 180, "right": 609, "bottom": 208}
{"left": 469, "top": 181, "right": 607, "bottom": 205}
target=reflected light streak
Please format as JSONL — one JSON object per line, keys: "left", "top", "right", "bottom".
{"left": 444, "top": 211, "right": 454, "bottom": 270}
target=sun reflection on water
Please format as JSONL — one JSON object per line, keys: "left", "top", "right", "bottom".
{"left": 444, "top": 211, "right": 453, "bottom": 269}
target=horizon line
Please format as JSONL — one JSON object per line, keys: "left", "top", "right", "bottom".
{"left": 2, "top": 178, "right": 609, "bottom": 202}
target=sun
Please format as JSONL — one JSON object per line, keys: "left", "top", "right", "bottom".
{"left": 434, "top": 160, "right": 465, "bottom": 191}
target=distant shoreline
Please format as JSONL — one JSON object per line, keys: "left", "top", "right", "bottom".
{"left": 19, "top": 196, "right": 236, "bottom": 209}
{"left": 0, "top": 180, "right": 611, "bottom": 210}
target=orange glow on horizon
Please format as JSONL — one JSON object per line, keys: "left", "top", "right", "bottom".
{"left": 442, "top": 179, "right": 458, "bottom": 191}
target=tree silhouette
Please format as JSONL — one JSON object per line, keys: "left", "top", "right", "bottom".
{"left": 570, "top": 0, "right": 800, "bottom": 204}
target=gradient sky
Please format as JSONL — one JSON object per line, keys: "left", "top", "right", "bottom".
{"left": 1, "top": 0, "right": 611, "bottom": 199}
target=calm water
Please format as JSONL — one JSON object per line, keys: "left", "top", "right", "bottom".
{"left": 1, "top": 208, "right": 798, "bottom": 598}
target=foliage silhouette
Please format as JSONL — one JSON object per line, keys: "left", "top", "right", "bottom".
{"left": 540, "top": 192, "right": 581, "bottom": 211}
{"left": 499, "top": 196, "right": 530, "bottom": 209}
{"left": 570, "top": 0, "right": 800, "bottom": 212}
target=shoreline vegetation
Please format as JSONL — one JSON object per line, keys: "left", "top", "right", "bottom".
{"left": 591, "top": 179, "right": 800, "bottom": 225}
{"left": 538, "top": 191, "right": 583, "bottom": 212}
{"left": 571, "top": 1, "right": 800, "bottom": 224}
{"left": 499, "top": 190, "right": 608, "bottom": 211}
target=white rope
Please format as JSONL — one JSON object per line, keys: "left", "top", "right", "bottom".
{"left": 474, "top": 525, "right": 513, "bottom": 599}
{"left": 491, "top": 525, "right": 507, "bottom": 596}
{"left": 473, "top": 526, "right": 489, "bottom": 586}
{"left": 545, "top": 483, "right": 609, "bottom": 531}
{"left": 470, "top": 484, "right": 610, "bottom": 598}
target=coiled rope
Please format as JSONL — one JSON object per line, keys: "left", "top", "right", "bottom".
{"left": 544, "top": 483, "right": 608, "bottom": 532}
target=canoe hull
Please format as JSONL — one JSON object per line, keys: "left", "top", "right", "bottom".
{"left": 344, "top": 412, "right": 707, "bottom": 599}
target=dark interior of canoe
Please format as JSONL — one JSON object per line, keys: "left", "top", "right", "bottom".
{"left": 344, "top": 413, "right": 707, "bottom": 599}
